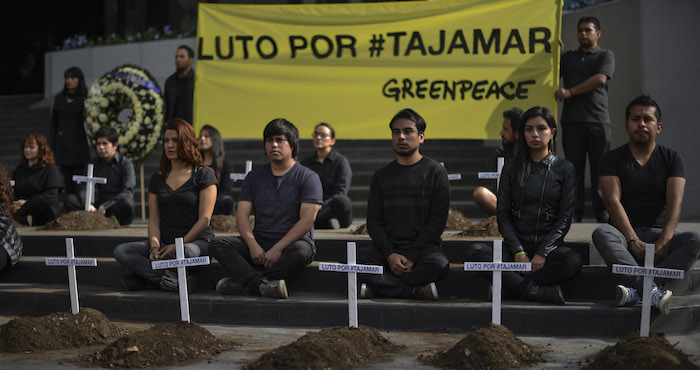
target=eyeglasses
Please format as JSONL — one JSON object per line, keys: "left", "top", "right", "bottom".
{"left": 312, "top": 132, "right": 331, "bottom": 139}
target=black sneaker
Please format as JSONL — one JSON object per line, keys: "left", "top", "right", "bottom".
{"left": 524, "top": 282, "right": 565, "bottom": 305}
{"left": 258, "top": 279, "right": 288, "bottom": 299}
{"left": 412, "top": 282, "right": 439, "bottom": 301}
{"left": 359, "top": 283, "right": 374, "bottom": 299}
{"left": 120, "top": 274, "right": 147, "bottom": 291}
{"left": 215, "top": 277, "right": 246, "bottom": 295}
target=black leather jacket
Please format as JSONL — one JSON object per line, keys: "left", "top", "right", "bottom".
{"left": 497, "top": 153, "right": 576, "bottom": 257}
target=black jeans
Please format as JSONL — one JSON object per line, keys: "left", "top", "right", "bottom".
{"left": 561, "top": 121, "right": 610, "bottom": 219}
{"left": 357, "top": 245, "right": 449, "bottom": 298}
{"left": 467, "top": 243, "right": 582, "bottom": 295}
{"left": 14, "top": 197, "right": 59, "bottom": 226}
{"left": 315, "top": 195, "right": 353, "bottom": 229}
{"left": 209, "top": 236, "right": 314, "bottom": 293}
{"left": 65, "top": 193, "right": 134, "bottom": 226}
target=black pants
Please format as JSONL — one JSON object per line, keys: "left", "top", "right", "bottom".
{"left": 467, "top": 243, "right": 582, "bottom": 296}
{"left": 60, "top": 164, "right": 86, "bottom": 197}
{"left": 64, "top": 194, "right": 134, "bottom": 226}
{"left": 357, "top": 245, "right": 449, "bottom": 298}
{"left": 209, "top": 236, "right": 314, "bottom": 293}
{"left": 561, "top": 121, "right": 610, "bottom": 219}
{"left": 0, "top": 249, "right": 9, "bottom": 273}
{"left": 213, "top": 194, "right": 235, "bottom": 215}
{"left": 315, "top": 195, "right": 353, "bottom": 229}
{"left": 14, "top": 197, "right": 59, "bottom": 226}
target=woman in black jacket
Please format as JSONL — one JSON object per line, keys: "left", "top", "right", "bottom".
{"left": 467, "top": 106, "right": 581, "bottom": 304}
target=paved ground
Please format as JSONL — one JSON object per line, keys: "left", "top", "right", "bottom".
{"left": 0, "top": 318, "right": 698, "bottom": 369}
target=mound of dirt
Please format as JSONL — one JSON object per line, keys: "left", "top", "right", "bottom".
{"left": 82, "top": 321, "right": 236, "bottom": 368}
{"left": 40, "top": 210, "right": 120, "bottom": 231}
{"left": 421, "top": 324, "right": 544, "bottom": 369}
{"left": 244, "top": 326, "right": 399, "bottom": 370}
{"left": 459, "top": 215, "right": 500, "bottom": 237}
{"left": 211, "top": 215, "right": 237, "bottom": 233}
{"left": 584, "top": 332, "right": 699, "bottom": 369}
{"left": 0, "top": 308, "right": 127, "bottom": 353}
{"left": 446, "top": 207, "right": 470, "bottom": 229}
{"left": 351, "top": 223, "right": 368, "bottom": 235}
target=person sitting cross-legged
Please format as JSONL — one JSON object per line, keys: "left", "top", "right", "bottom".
{"left": 357, "top": 108, "right": 450, "bottom": 301}
{"left": 210, "top": 119, "right": 322, "bottom": 299}
{"left": 593, "top": 95, "right": 700, "bottom": 314}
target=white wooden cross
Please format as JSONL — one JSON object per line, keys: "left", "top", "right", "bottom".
{"left": 230, "top": 160, "right": 253, "bottom": 182}
{"left": 45, "top": 238, "right": 98, "bottom": 314}
{"left": 478, "top": 157, "right": 505, "bottom": 189}
{"left": 464, "top": 240, "right": 531, "bottom": 325}
{"left": 151, "top": 237, "right": 210, "bottom": 322}
{"left": 318, "top": 242, "right": 383, "bottom": 327}
{"left": 72, "top": 164, "right": 107, "bottom": 211}
{"left": 612, "top": 244, "right": 684, "bottom": 337}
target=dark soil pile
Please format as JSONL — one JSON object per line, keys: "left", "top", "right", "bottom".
{"left": 459, "top": 215, "right": 500, "bottom": 237}
{"left": 351, "top": 223, "right": 368, "bottom": 235}
{"left": 0, "top": 308, "right": 127, "bottom": 353}
{"left": 446, "top": 207, "right": 470, "bottom": 229}
{"left": 421, "top": 324, "right": 544, "bottom": 369}
{"left": 40, "top": 210, "right": 120, "bottom": 231}
{"left": 82, "top": 321, "right": 237, "bottom": 368}
{"left": 211, "top": 215, "right": 237, "bottom": 233}
{"left": 584, "top": 332, "right": 699, "bottom": 369}
{"left": 244, "top": 325, "right": 399, "bottom": 370}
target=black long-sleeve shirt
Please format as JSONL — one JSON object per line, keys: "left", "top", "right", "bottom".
{"left": 300, "top": 151, "right": 352, "bottom": 206}
{"left": 79, "top": 152, "right": 135, "bottom": 210}
{"left": 367, "top": 156, "right": 450, "bottom": 261}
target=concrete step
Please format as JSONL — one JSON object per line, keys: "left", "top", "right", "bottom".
{"left": 0, "top": 283, "right": 697, "bottom": 337}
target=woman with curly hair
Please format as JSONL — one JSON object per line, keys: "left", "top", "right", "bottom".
{"left": 198, "top": 125, "right": 235, "bottom": 215}
{"left": 49, "top": 66, "right": 90, "bottom": 197}
{"left": 12, "top": 133, "right": 64, "bottom": 226}
{"left": 114, "top": 119, "right": 217, "bottom": 291}
{"left": 0, "top": 165, "right": 23, "bottom": 272}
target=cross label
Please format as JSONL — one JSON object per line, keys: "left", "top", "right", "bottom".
{"left": 464, "top": 240, "right": 531, "bottom": 325}
{"left": 612, "top": 244, "right": 684, "bottom": 337}
{"left": 478, "top": 157, "right": 505, "bottom": 188}
{"left": 318, "top": 242, "right": 383, "bottom": 327}
{"left": 230, "top": 160, "right": 253, "bottom": 182}
{"left": 151, "top": 238, "right": 210, "bottom": 322}
{"left": 72, "top": 164, "right": 108, "bottom": 211}
{"left": 45, "top": 238, "right": 98, "bottom": 314}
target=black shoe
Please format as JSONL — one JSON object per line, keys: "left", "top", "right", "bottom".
{"left": 595, "top": 212, "right": 609, "bottom": 223}
{"left": 120, "top": 274, "right": 147, "bottom": 291}
{"left": 258, "top": 279, "right": 288, "bottom": 299}
{"left": 573, "top": 214, "right": 583, "bottom": 223}
{"left": 359, "top": 283, "right": 374, "bottom": 299}
{"left": 524, "top": 282, "right": 565, "bottom": 305}
{"left": 216, "top": 277, "right": 246, "bottom": 295}
{"left": 412, "top": 282, "right": 439, "bottom": 301}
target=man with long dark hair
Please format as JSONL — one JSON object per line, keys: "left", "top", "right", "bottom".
{"left": 210, "top": 119, "right": 322, "bottom": 299}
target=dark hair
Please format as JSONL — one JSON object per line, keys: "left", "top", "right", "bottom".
{"left": 94, "top": 126, "right": 119, "bottom": 145}
{"left": 314, "top": 122, "right": 336, "bottom": 139}
{"left": 390, "top": 108, "right": 426, "bottom": 133}
{"left": 578, "top": 16, "right": 601, "bottom": 31}
{"left": 625, "top": 95, "right": 662, "bottom": 122}
{"left": 178, "top": 45, "right": 194, "bottom": 59}
{"left": 21, "top": 133, "right": 55, "bottom": 168}
{"left": 159, "top": 119, "right": 203, "bottom": 179}
{"left": 63, "top": 66, "right": 87, "bottom": 99}
{"left": 0, "top": 165, "right": 14, "bottom": 217}
{"left": 199, "top": 125, "right": 225, "bottom": 182}
{"left": 263, "top": 118, "right": 300, "bottom": 159}
{"left": 515, "top": 106, "right": 557, "bottom": 187}
{"left": 503, "top": 107, "right": 524, "bottom": 133}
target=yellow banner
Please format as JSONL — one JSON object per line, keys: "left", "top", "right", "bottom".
{"left": 194, "top": 0, "right": 562, "bottom": 139}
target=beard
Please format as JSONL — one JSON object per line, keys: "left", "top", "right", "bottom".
{"left": 394, "top": 146, "right": 418, "bottom": 157}
{"left": 176, "top": 66, "right": 188, "bottom": 74}
{"left": 503, "top": 139, "right": 515, "bottom": 150}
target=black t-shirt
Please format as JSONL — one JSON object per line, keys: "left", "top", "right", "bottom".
{"left": 599, "top": 144, "right": 684, "bottom": 228}
{"left": 149, "top": 166, "right": 217, "bottom": 245}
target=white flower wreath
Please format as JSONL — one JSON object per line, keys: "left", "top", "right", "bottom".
{"left": 85, "top": 64, "right": 164, "bottom": 162}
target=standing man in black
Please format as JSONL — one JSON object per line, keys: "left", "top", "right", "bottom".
{"left": 555, "top": 16, "right": 614, "bottom": 223}
{"left": 357, "top": 108, "right": 450, "bottom": 301}
{"left": 165, "top": 45, "right": 195, "bottom": 124}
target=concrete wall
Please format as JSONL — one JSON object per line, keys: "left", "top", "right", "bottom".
{"left": 560, "top": 0, "right": 699, "bottom": 218}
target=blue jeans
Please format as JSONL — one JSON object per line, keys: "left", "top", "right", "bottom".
{"left": 113, "top": 239, "right": 209, "bottom": 287}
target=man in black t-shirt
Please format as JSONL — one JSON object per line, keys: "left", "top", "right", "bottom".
{"left": 593, "top": 95, "right": 700, "bottom": 314}
{"left": 357, "top": 108, "right": 450, "bottom": 301}
{"left": 473, "top": 107, "right": 522, "bottom": 215}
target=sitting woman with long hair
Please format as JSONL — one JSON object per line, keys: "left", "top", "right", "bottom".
{"left": 198, "top": 125, "right": 235, "bottom": 215}
{"left": 114, "top": 119, "right": 217, "bottom": 291}
{"left": 466, "top": 106, "right": 582, "bottom": 304}
{"left": 12, "top": 133, "right": 64, "bottom": 226}
{"left": 0, "top": 165, "right": 23, "bottom": 273}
